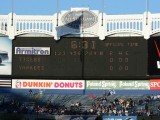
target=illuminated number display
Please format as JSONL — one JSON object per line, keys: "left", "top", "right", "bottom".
{"left": 13, "top": 37, "right": 147, "bottom": 78}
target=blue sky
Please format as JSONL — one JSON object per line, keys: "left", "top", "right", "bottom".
{"left": 0, "top": 0, "right": 160, "bottom": 15}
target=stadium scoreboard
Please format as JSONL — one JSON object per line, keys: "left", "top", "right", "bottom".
{"left": 12, "top": 37, "right": 147, "bottom": 78}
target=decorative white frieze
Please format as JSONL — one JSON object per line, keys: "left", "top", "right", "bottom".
{"left": 0, "top": 8, "right": 160, "bottom": 40}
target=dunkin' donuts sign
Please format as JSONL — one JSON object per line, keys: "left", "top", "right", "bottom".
{"left": 61, "top": 10, "right": 98, "bottom": 29}
{"left": 12, "top": 79, "right": 85, "bottom": 89}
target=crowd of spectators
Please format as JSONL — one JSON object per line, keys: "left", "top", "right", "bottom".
{"left": 0, "top": 92, "right": 160, "bottom": 116}
{"left": 89, "top": 93, "right": 160, "bottom": 116}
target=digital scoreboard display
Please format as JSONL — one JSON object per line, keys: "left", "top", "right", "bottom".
{"left": 12, "top": 37, "right": 147, "bottom": 79}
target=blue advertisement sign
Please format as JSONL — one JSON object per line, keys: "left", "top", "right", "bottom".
{"left": 103, "top": 116, "right": 137, "bottom": 120}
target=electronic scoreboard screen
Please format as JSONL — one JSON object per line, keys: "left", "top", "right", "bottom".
{"left": 12, "top": 37, "right": 147, "bottom": 79}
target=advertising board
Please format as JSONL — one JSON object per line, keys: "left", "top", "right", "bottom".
{"left": 148, "top": 37, "right": 160, "bottom": 75}
{"left": 150, "top": 79, "right": 160, "bottom": 90}
{"left": 12, "top": 79, "right": 85, "bottom": 89}
{"left": 0, "top": 37, "right": 12, "bottom": 75}
{"left": 86, "top": 80, "right": 150, "bottom": 90}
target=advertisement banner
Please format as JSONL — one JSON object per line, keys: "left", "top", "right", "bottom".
{"left": 148, "top": 37, "right": 160, "bottom": 75}
{"left": 102, "top": 116, "right": 137, "bottom": 120}
{"left": 0, "top": 37, "right": 12, "bottom": 75}
{"left": 86, "top": 80, "right": 150, "bottom": 90}
{"left": 12, "top": 79, "right": 85, "bottom": 89}
{"left": 12, "top": 37, "right": 147, "bottom": 78}
{"left": 150, "top": 79, "right": 160, "bottom": 90}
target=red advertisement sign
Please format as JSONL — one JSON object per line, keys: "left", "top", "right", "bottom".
{"left": 150, "top": 79, "right": 160, "bottom": 90}
{"left": 12, "top": 79, "right": 85, "bottom": 89}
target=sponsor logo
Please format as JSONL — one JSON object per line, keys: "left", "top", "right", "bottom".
{"left": 15, "top": 80, "right": 21, "bottom": 88}
{"left": 86, "top": 80, "right": 149, "bottom": 90}
{"left": 23, "top": 81, "right": 53, "bottom": 88}
{"left": 61, "top": 10, "right": 98, "bottom": 29}
{"left": 12, "top": 80, "right": 85, "bottom": 89}
{"left": 150, "top": 79, "right": 160, "bottom": 90}
{"left": 15, "top": 47, "right": 50, "bottom": 55}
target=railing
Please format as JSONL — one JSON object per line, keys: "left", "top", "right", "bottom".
{"left": 0, "top": 8, "right": 160, "bottom": 40}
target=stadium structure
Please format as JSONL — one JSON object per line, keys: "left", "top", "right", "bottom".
{"left": 0, "top": 6, "right": 160, "bottom": 120}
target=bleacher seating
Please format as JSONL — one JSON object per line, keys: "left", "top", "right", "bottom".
{"left": 0, "top": 91, "right": 160, "bottom": 116}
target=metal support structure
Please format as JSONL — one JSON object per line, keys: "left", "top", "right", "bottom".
{"left": 56, "top": 0, "right": 59, "bottom": 26}
{"left": 11, "top": 0, "right": 14, "bottom": 26}
{"left": 146, "top": 0, "right": 149, "bottom": 25}
{"left": 101, "top": 0, "right": 104, "bottom": 26}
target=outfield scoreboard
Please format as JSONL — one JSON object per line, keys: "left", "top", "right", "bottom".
{"left": 12, "top": 37, "right": 147, "bottom": 79}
